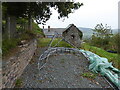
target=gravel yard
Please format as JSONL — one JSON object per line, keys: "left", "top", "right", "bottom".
{"left": 17, "top": 47, "right": 111, "bottom": 88}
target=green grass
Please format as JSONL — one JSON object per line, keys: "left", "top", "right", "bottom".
{"left": 32, "top": 22, "right": 45, "bottom": 37}
{"left": 2, "top": 32, "right": 32, "bottom": 55}
{"left": 2, "top": 32, "right": 35, "bottom": 55}
{"left": 81, "top": 43, "right": 120, "bottom": 69}
{"left": 2, "top": 22, "right": 44, "bottom": 56}
{"left": 81, "top": 72, "right": 97, "bottom": 79}
{"left": 2, "top": 38, "right": 19, "bottom": 55}
{"left": 37, "top": 38, "right": 73, "bottom": 48}
{"left": 34, "top": 29, "right": 45, "bottom": 36}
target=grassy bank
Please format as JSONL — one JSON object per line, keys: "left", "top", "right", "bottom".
{"left": 37, "top": 38, "right": 73, "bottom": 48}
{"left": 37, "top": 38, "right": 119, "bottom": 69}
{"left": 2, "top": 22, "right": 44, "bottom": 55}
{"left": 81, "top": 43, "right": 120, "bottom": 69}
{"left": 37, "top": 37, "right": 120, "bottom": 69}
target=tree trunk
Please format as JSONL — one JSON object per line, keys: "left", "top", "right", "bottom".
{"left": 28, "top": 15, "right": 32, "bottom": 31}
{"left": 6, "top": 15, "right": 16, "bottom": 39}
{"left": 0, "top": 2, "right": 2, "bottom": 47}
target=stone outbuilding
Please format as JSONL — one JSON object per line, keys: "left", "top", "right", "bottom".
{"left": 62, "top": 24, "right": 83, "bottom": 48}
{"left": 43, "top": 26, "right": 64, "bottom": 38}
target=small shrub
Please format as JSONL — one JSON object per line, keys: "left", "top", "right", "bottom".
{"left": 15, "top": 79, "right": 23, "bottom": 87}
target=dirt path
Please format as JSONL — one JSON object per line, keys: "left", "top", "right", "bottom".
{"left": 17, "top": 47, "right": 111, "bottom": 88}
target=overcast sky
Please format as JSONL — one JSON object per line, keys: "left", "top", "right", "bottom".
{"left": 39, "top": 0, "right": 119, "bottom": 29}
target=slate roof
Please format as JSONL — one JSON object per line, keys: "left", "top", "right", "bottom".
{"left": 43, "top": 24, "right": 82, "bottom": 36}
{"left": 63, "top": 24, "right": 82, "bottom": 34}
{"left": 43, "top": 28, "right": 65, "bottom": 36}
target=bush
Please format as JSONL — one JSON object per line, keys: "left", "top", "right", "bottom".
{"left": 110, "top": 34, "right": 120, "bottom": 54}
{"left": 2, "top": 32, "right": 35, "bottom": 55}
{"left": 90, "top": 36, "right": 110, "bottom": 50}
{"left": 2, "top": 38, "right": 19, "bottom": 55}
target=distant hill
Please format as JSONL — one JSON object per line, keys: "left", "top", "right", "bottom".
{"left": 112, "top": 29, "right": 118, "bottom": 34}
{"left": 78, "top": 27, "right": 119, "bottom": 39}
{"left": 78, "top": 27, "right": 93, "bottom": 39}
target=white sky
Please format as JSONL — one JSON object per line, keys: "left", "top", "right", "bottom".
{"left": 39, "top": 0, "right": 119, "bottom": 29}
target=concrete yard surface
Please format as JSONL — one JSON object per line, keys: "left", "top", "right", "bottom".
{"left": 17, "top": 47, "right": 112, "bottom": 88}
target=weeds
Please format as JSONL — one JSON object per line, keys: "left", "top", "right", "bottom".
{"left": 15, "top": 79, "right": 23, "bottom": 87}
{"left": 81, "top": 72, "right": 97, "bottom": 79}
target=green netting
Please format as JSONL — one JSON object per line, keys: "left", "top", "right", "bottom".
{"left": 79, "top": 49, "right": 120, "bottom": 88}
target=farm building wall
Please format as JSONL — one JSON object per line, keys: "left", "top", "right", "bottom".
{"left": 62, "top": 25, "right": 82, "bottom": 48}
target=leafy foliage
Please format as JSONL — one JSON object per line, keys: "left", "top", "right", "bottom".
{"left": 91, "top": 23, "right": 113, "bottom": 50}
{"left": 2, "top": 2, "right": 83, "bottom": 24}
{"left": 2, "top": 2, "right": 28, "bottom": 18}
{"left": 2, "top": 22, "right": 44, "bottom": 55}
{"left": 92, "top": 23, "right": 112, "bottom": 38}
{"left": 109, "top": 33, "right": 120, "bottom": 54}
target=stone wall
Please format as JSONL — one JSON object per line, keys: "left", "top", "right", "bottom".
{"left": 2, "top": 39, "right": 37, "bottom": 88}
{"left": 62, "top": 25, "right": 82, "bottom": 48}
